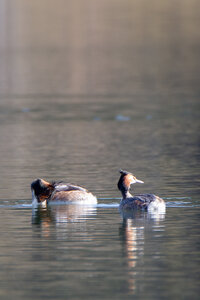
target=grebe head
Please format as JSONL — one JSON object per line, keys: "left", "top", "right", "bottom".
{"left": 31, "top": 178, "right": 53, "bottom": 207}
{"left": 118, "top": 170, "right": 144, "bottom": 197}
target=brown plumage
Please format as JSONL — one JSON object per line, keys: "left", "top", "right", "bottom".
{"left": 117, "top": 170, "right": 166, "bottom": 212}
{"left": 31, "top": 178, "right": 97, "bottom": 207}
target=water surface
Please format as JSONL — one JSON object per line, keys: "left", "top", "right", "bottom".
{"left": 0, "top": 1, "right": 199, "bottom": 299}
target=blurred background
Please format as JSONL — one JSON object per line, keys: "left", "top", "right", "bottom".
{"left": 0, "top": 0, "right": 199, "bottom": 200}
{"left": 0, "top": 0, "right": 200, "bottom": 95}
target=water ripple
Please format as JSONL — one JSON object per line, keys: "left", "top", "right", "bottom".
{"left": 0, "top": 196, "right": 199, "bottom": 209}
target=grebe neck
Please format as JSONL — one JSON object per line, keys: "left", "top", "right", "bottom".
{"left": 118, "top": 176, "right": 133, "bottom": 199}
{"left": 121, "top": 187, "right": 133, "bottom": 199}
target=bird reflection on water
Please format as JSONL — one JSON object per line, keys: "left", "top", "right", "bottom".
{"left": 119, "top": 209, "right": 166, "bottom": 294}
{"left": 32, "top": 204, "right": 97, "bottom": 237}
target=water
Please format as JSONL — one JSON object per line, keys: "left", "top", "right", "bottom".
{"left": 0, "top": 1, "right": 200, "bottom": 299}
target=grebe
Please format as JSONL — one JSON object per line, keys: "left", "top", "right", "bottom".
{"left": 117, "top": 170, "right": 166, "bottom": 212}
{"left": 31, "top": 178, "right": 97, "bottom": 207}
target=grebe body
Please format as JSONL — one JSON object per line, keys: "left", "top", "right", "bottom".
{"left": 118, "top": 170, "right": 166, "bottom": 212}
{"left": 31, "top": 178, "right": 97, "bottom": 207}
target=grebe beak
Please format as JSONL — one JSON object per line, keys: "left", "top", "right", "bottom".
{"left": 135, "top": 179, "right": 144, "bottom": 184}
{"left": 129, "top": 177, "right": 144, "bottom": 184}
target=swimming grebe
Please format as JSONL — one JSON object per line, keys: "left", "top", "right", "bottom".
{"left": 117, "top": 170, "right": 166, "bottom": 212}
{"left": 31, "top": 178, "right": 97, "bottom": 207}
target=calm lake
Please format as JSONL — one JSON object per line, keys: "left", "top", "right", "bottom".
{"left": 0, "top": 1, "right": 199, "bottom": 299}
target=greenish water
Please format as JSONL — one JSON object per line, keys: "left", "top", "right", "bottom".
{"left": 0, "top": 1, "right": 199, "bottom": 299}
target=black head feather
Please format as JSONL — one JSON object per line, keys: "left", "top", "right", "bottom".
{"left": 31, "top": 179, "right": 53, "bottom": 199}
{"left": 119, "top": 169, "right": 129, "bottom": 176}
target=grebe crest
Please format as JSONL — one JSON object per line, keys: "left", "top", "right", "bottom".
{"left": 118, "top": 169, "right": 144, "bottom": 198}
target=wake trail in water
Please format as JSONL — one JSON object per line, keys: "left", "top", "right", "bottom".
{"left": 0, "top": 196, "right": 198, "bottom": 209}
